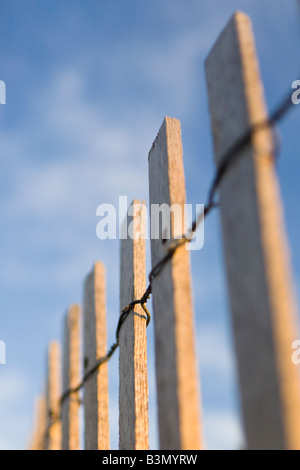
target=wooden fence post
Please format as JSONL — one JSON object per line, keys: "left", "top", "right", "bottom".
{"left": 205, "top": 11, "right": 300, "bottom": 449}
{"left": 29, "top": 396, "right": 46, "bottom": 450}
{"left": 61, "top": 304, "right": 81, "bottom": 450}
{"left": 119, "top": 200, "right": 149, "bottom": 450}
{"left": 83, "top": 262, "right": 109, "bottom": 450}
{"left": 45, "top": 341, "right": 62, "bottom": 450}
{"left": 148, "top": 117, "right": 202, "bottom": 450}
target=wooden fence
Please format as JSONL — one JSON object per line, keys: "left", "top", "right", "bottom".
{"left": 28, "top": 12, "right": 300, "bottom": 451}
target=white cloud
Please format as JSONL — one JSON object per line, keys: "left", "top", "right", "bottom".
{"left": 0, "top": 369, "right": 32, "bottom": 450}
{"left": 0, "top": 435, "right": 16, "bottom": 451}
{"left": 204, "top": 409, "right": 244, "bottom": 450}
{"left": 0, "top": 370, "right": 28, "bottom": 402}
{"left": 198, "top": 325, "right": 236, "bottom": 378}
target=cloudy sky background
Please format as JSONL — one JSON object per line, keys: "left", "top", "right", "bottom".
{"left": 0, "top": 0, "right": 299, "bottom": 449}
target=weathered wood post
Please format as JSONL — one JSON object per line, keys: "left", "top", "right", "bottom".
{"left": 29, "top": 396, "right": 46, "bottom": 450}
{"left": 61, "top": 304, "right": 81, "bottom": 450}
{"left": 205, "top": 11, "right": 300, "bottom": 449}
{"left": 119, "top": 200, "right": 149, "bottom": 450}
{"left": 83, "top": 262, "right": 109, "bottom": 450}
{"left": 45, "top": 341, "right": 62, "bottom": 450}
{"left": 148, "top": 117, "right": 202, "bottom": 450}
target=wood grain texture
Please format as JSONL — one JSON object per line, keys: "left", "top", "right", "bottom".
{"left": 205, "top": 11, "right": 300, "bottom": 450}
{"left": 119, "top": 200, "right": 149, "bottom": 450}
{"left": 83, "top": 262, "right": 109, "bottom": 450}
{"left": 61, "top": 305, "right": 81, "bottom": 450}
{"left": 28, "top": 396, "right": 46, "bottom": 450}
{"left": 148, "top": 117, "right": 202, "bottom": 450}
{"left": 45, "top": 341, "right": 62, "bottom": 450}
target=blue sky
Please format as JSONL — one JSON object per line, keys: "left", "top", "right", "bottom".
{"left": 0, "top": 0, "right": 299, "bottom": 450}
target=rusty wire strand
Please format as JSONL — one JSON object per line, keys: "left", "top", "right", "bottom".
{"left": 59, "top": 85, "right": 297, "bottom": 408}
